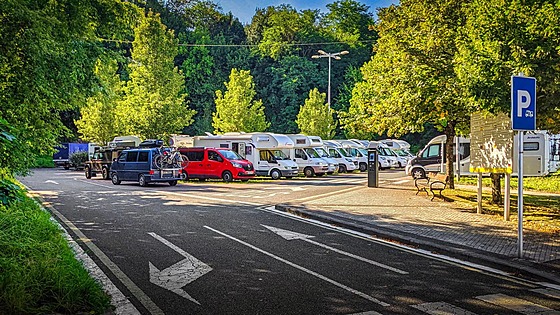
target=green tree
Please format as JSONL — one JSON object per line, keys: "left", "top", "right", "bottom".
{"left": 0, "top": 0, "right": 139, "bottom": 175}
{"left": 323, "top": 0, "right": 376, "bottom": 46}
{"left": 296, "top": 88, "right": 336, "bottom": 139}
{"left": 255, "top": 55, "right": 324, "bottom": 133}
{"left": 456, "top": 0, "right": 560, "bottom": 133}
{"left": 118, "top": 11, "right": 195, "bottom": 140}
{"left": 75, "top": 59, "right": 123, "bottom": 145}
{"left": 346, "top": 0, "right": 471, "bottom": 188}
{"left": 213, "top": 69, "right": 269, "bottom": 133}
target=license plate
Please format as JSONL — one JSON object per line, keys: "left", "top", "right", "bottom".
{"left": 246, "top": 171, "right": 254, "bottom": 175}
{"left": 162, "top": 171, "right": 173, "bottom": 177}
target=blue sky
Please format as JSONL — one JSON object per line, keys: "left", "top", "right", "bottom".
{"left": 215, "top": 0, "right": 400, "bottom": 25}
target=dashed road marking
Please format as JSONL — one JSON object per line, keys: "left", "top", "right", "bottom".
{"left": 412, "top": 302, "right": 476, "bottom": 315}
{"left": 476, "top": 293, "right": 559, "bottom": 314}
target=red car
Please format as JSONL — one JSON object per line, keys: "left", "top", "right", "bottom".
{"left": 179, "top": 147, "right": 255, "bottom": 182}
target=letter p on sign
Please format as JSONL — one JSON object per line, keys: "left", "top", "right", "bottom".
{"left": 511, "top": 75, "right": 536, "bottom": 131}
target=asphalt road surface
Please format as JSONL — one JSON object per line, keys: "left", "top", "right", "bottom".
{"left": 19, "top": 168, "right": 560, "bottom": 315}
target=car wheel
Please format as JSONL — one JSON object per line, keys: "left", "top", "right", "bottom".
{"left": 222, "top": 171, "right": 233, "bottom": 182}
{"left": 139, "top": 174, "right": 147, "bottom": 187}
{"left": 169, "top": 180, "right": 177, "bottom": 186}
{"left": 359, "top": 163, "right": 367, "bottom": 172}
{"left": 304, "top": 167, "right": 315, "bottom": 177}
{"left": 180, "top": 172, "right": 188, "bottom": 181}
{"left": 102, "top": 167, "right": 109, "bottom": 180}
{"left": 270, "top": 169, "right": 281, "bottom": 180}
{"left": 85, "top": 167, "right": 91, "bottom": 179}
{"left": 339, "top": 164, "right": 347, "bottom": 173}
{"left": 412, "top": 168, "right": 426, "bottom": 179}
{"left": 111, "top": 173, "right": 121, "bottom": 185}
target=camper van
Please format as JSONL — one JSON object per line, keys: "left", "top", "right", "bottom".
{"left": 405, "top": 132, "right": 556, "bottom": 179}
{"left": 193, "top": 133, "right": 299, "bottom": 180}
{"left": 323, "top": 141, "right": 358, "bottom": 173}
{"left": 380, "top": 139, "right": 414, "bottom": 167}
{"left": 332, "top": 140, "right": 369, "bottom": 172}
{"left": 283, "top": 134, "right": 333, "bottom": 176}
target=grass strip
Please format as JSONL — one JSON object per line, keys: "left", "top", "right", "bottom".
{"left": 0, "top": 181, "right": 110, "bottom": 314}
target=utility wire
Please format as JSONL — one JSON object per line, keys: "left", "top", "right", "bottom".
{"left": 97, "top": 37, "right": 375, "bottom": 47}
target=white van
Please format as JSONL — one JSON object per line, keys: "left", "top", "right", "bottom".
{"left": 283, "top": 134, "right": 330, "bottom": 177}
{"left": 192, "top": 133, "right": 299, "bottom": 180}
{"left": 323, "top": 141, "right": 358, "bottom": 173}
{"left": 405, "top": 132, "right": 555, "bottom": 178}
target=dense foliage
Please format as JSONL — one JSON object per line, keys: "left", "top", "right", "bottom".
{"left": 1, "top": 0, "right": 559, "bottom": 178}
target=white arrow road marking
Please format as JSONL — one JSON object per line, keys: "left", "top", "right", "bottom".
{"left": 262, "top": 225, "right": 408, "bottom": 275}
{"left": 148, "top": 232, "right": 212, "bottom": 305}
{"left": 45, "top": 180, "right": 59, "bottom": 185}
{"left": 204, "top": 225, "right": 390, "bottom": 307}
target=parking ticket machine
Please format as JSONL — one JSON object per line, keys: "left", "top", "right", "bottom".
{"left": 368, "top": 142, "right": 379, "bottom": 188}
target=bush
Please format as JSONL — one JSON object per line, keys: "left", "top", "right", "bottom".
{"left": 0, "top": 171, "right": 24, "bottom": 206}
{"left": 69, "top": 151, "right": 88, "bottom": 169}
{"left": 33, "top": 155, "right": 55, "bottom": 168}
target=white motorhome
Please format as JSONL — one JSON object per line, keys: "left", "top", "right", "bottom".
{"left": 367, "top": 141, "right": 399, "bottom": 169}
{"left": 405, "top": 131, "right": 556, "bottom": 178}
{"left": 323, "top": 140, "right": 358, "bottom": 172}
{"left": 307, "top": 136, "right": 339, "bottom": 175}
{"left": 380, "top": 139, "right": 414, "bottom": 167}
{"left": 193, "top": 132, "right": 299, "bottom": 180}
{"left": 333, "top": 140, "right": 369, "bottom": 172}
{"left": 283, "top": 134, "right": 331, "bottom": 177}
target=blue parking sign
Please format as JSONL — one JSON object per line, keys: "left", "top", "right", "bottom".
{"left": 511, "top": 75, "right": 536, "bottom": 130}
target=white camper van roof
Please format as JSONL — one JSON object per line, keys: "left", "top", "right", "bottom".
{"left": 195, "top": 132, "right": 295, "bottom": 149}
{"left": 285, "top": 134, "right": 324, "bottom": 148}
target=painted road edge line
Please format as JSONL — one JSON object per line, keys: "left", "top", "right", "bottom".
{"left": 260, "top": 205, "right": 537, "bottom": 288}
{"left": 32, "top": 192, "right": 161, "bottom": 315}
{"left": 204, "top": 225, "right": 390, "bottom": 307}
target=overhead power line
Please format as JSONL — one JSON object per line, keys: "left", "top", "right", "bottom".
{"left": 97, "top": 37, "right": 375, "bottom": 47}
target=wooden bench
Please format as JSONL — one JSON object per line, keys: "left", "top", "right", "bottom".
{"left": 415, "top": 172, "right": 448, "bottom": 201}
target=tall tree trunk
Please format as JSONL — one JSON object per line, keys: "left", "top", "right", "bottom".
{"left": 491, "top": 173, "right": 502, "bottom": 204}
{"left": 444, "top": 122, "right": 456, "bottom": 189}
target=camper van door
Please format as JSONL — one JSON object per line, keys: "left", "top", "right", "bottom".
{"left": 419, "top": 142, "right": 443, "bottom": 173}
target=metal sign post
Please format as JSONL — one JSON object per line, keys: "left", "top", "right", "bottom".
{"left": 511, "top": 74, "right": 536, "bottom": 259}
{"left": 517, "top": 131, "right": 524, "bottom": 257}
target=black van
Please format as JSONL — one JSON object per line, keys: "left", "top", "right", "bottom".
{"left": 110, "top": 148, "right": 182, "bottom": 186}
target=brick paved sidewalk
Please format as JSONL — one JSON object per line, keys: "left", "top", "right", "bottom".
{"left": 276, "top": 185, "right": 560, "bottom": 281}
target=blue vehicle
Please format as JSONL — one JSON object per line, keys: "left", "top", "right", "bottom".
{"left": 53, "top": 143, "right": 89, "bottom": 169}
{"left": 110, "top": 148, "right": 182, "bottom": 187}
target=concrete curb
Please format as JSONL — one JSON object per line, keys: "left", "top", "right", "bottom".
{"left": 275, "top": 204, "right": 560, "bottom": 285}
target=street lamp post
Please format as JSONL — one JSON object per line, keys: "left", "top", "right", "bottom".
{"left": 312, "top": 50, "right": 349, "bottom": 107}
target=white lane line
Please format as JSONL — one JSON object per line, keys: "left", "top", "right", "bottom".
{"left": 39, "top": 199, "right": 158, "bottom": 314}
{"left": 476, "top": 293, "right": 558, "bottom": 314}
{"left": 204, "top": 225, "right": 390, "bottom": 307}
{"left": 390, "top": 180, "right": 409, "bottom": 185}
{"left": 262, "top": 225, "right": 408, "bottom": 275}
{"left": 295, "top": 186, "right": 365, "bottom": 201}
{"left": 531, "top": 288, "right": 560, "bottom": 299}
{"left": 159, "top": 190, "right": 263, "bottom": 206}
{"left": 261, "top": 206, "right": 536, "bottom": 287}
{"left": 348, "top": 311, "right": 383, "bottom": 315}
{"left": 412, "top": 302, "right": 476, "bottom": 315}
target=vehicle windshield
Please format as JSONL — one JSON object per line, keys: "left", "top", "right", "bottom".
{"left": 271, "top": 150, "right": 289, "bottom": 160}
{"left": 339, "top": 148, "right": 351, "bottom": 158}
{"left": 304, "top": 148, "right": 321, "bottom": 158}
{"left": 218, "top": 149, "right": 244, "bottom": 160}
{"left": 314, "top": 148, "right": 329, "bottom": 158}
{"left": 394, "top": 149, "right": 409, "bottom": 157}
{"left": 345, "top": 147, "right": 359, "bottom": 157}
{"left": 357, "top": 148, "right": 368, "bottom": 156}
